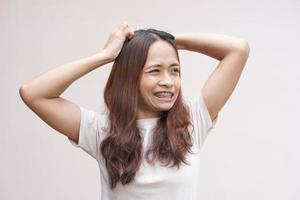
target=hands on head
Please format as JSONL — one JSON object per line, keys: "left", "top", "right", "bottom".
{"left": 102, "top": 22, "right": 136, "bottom": 62}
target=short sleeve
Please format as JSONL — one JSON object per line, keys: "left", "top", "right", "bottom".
{"left": 186, "top": 94, "right": 218, "bottom": 148}
{"left": 68, "top": 106, "right": 105, "bottom": 161}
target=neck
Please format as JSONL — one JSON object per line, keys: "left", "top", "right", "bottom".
{"left": 137, "top": 109, "right": 162, "bottom": 120}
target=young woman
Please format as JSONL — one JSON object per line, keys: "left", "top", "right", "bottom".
{"left": 20, "top": 22, "right": 250, "bottom": 199}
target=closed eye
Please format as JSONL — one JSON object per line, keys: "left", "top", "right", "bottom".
{"left": 148, "top": 68, "right": 180, "bottom": 74}
{"left": 149, "top": 69, "right": 160, "bottom": 73}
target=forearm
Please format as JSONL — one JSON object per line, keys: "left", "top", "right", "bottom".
{"left": 174, "top": 33, "right": 249, "bottom": 61}
{"left": 20, "top": 51, "right": 111, "bottom": 100}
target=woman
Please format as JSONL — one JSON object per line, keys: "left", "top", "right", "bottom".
{"left": 20, "top": 22, "right": 250, "bottom": 199}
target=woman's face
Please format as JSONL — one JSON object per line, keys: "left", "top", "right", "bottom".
{"left": 137, "top": 40, "right": 181, "bottom": 119}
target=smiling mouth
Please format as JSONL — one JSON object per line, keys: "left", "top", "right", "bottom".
{"left": 153, "top": 92, "right": 174, "bottom": 98}
{"left": 153, "top": 92, "right": 175, "bottom": 102}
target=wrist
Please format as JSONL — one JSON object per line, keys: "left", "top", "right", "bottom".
{"left": 173, "top": 33, "right": 186, "bottom": 50}
{"left": 93, "top": 50, "right": 115, "bottom": 65}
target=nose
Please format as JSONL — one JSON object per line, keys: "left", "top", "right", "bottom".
{"left": 158, "top": 73, "right": 174, "bottom": 88}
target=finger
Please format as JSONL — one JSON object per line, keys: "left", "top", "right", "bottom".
{"left": 119, "top": 21, "right": 129, "bottom": 30}
{"left": 125, "top": 27, "right": 135, "bottom": 39}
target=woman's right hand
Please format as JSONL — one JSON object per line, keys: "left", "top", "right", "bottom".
{"left": 101, "top": 22, "right": 135, "bottom": 62}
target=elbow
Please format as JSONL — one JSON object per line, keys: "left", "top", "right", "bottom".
{"left": 235, "top": 39, "right": 250, "bottom": 55}
{"left": 19, "top": 84, "right": 33, "bottom": 104}
{"left": 19, "top": 85, "right": 28, "bottom": 103}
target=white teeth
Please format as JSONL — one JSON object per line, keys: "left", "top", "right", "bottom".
{"left": 154, "top": 92, "right": 173, "bottom": 97}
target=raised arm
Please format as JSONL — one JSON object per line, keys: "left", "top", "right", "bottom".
{"left": 19, "top": 22, "right": 134, "bottom": 143}
{"left": 174, "top": 33, "right": 250, "bottom": 121}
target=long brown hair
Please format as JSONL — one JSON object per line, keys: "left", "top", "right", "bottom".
{"left": 101, "top": 29, "right": 192, "bottom": 189}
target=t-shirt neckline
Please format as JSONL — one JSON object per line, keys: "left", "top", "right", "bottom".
{"left": 136, "top": 117, "right": 159, "bottom": 128}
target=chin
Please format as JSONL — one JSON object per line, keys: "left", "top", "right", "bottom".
{"left": 156, "top": 103, "right": 175, "bottom": 111}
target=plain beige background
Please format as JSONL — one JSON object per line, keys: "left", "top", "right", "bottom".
{"left": 1, "top": 0, "right": 299, "bottom": 199}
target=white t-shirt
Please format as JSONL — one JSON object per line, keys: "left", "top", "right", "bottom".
{"left": 69, "top": 94, "right": 218, "bottom": 200}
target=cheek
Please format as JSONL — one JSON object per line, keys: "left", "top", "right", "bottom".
{"left": 139, "top": 81, "right": 153, "bottom": 97}
{"left": 140, "top": 77, "right": 157, "bottom": 90}
{"left": 175, "top": 78, "right": 181, "bottom": 88}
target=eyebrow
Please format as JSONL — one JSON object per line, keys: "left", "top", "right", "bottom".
{"left": 145, "top": 63, "right": 180, "bottom": 69}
